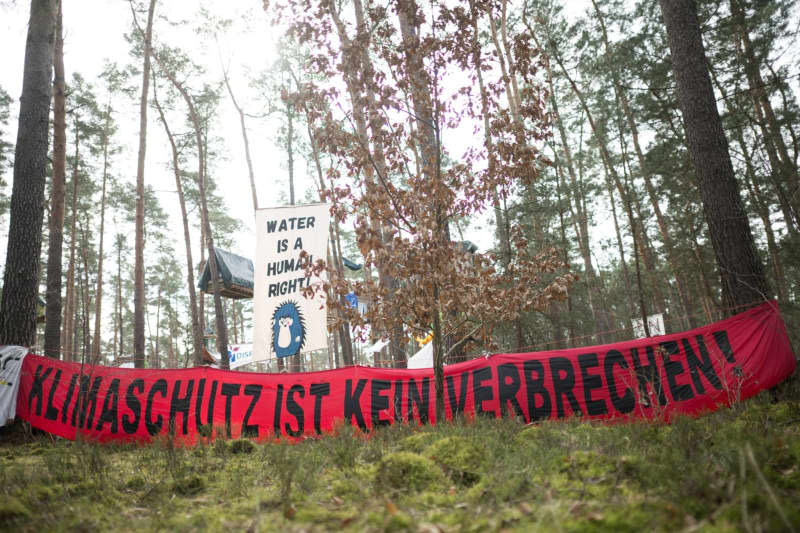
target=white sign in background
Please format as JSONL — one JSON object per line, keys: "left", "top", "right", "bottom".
{"left": 0, "top": 346, "right": 27, "bottom": 426}
{"left": 631, "top": 313, "right": 666, "bottom": 339}
{"left": 228, "top": 344, "right": 254, "bottom": 369}
{"left": 253, "top": 204, "right": 330, "bottom": 362}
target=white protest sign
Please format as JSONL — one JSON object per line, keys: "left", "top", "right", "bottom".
{"left": 253, "top": 204, "right": 330, "bottom": 362}
{"left": 0, "top": 346, "right": 27, "bottom": 426}
{"left": 228, "top": 344, "right": 254, "bottom": 370}
{"left": 631, "top": 313, "right": 665, "bottom": 338}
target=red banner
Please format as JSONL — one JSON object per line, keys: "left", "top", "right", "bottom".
{"left": 15, "top": 301, "right": 796, "bottom": 443}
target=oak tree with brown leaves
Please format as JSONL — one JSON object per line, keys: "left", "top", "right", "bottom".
{"left": 273, "top": 0, "right": 574, "bottom": 421}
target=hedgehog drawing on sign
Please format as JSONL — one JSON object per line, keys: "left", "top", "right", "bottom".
{"left": 271, "top": 301, "right": 306, "bottom": 357}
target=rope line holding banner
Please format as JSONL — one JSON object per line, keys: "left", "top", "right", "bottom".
{"left": 27, "top": 299, "right": 778, "bottom": 370}
{"left": 370, "top": 299, "right": 779, "bottom": 367}
{"left": 511, "top": 299, "right": 774, "bottom": 355}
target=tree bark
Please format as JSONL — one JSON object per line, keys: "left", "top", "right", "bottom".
{"left": 44, "top": 0, "right": 65, "bottom": 358}
{"left": 62, "top": 118, "right": 79, "bottom": 361}
{"left": 729, "top": 0, "right": 799, "bottom": 230}
{"left": 91, "top": 102, "right": 111, "bottom": 365}
{"left": 658, "top": 0, "right": 770, "bottom": 311}
{"left": 0, "top": 0, "right": 57, "bottom": 346}
{"left": 132, "top": 0, "right": 156, "bottom": 368}
{"left": 152, "top": 78, "right": 205, "bottom": 366}
{"left": 222, "top": 71, "right": 259, "bottom": 213}
{"left": 591, "top": 0, "right": 695, "bottom": 329}
{"left": 156, "top": 60, "right": 230, "bottom": 369}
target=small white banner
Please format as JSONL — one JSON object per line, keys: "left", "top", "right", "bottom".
{"left": 0, "top": 346, "right": 27, "bottom": 426}
{"left": 228, "top": 344, "right": 254, "bottom": 369}
{"left": 631, "top": 313, "right": 665, "bottom": 338}
{"left": 253, "top": 203, "right": 330, "bottom": 362}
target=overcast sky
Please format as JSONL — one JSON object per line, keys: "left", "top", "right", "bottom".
{"left": 0, "top": 1, "right": 592, "bottom": 349}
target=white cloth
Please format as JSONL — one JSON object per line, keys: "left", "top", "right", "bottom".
{"left": 407, "top": 342, "right": 433, "bottom": 369}
{"left": 0, "top": 346, "right": 28, "bottom": 426}
{"left": 365, "top": 339, "right": 390, "bottom": 354}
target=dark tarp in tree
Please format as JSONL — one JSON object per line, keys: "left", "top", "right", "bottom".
{"left": 198, "top": 248, "right": 254, "bottom": 299}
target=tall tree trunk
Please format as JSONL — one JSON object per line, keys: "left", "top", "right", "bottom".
{"left": 729, "top": 0, "right": 799, "bottom": 230}
{"left": 285, "top": 96, "right": 300, "bottom": 372}
{"left": 0, "top": 0, "right": 57, "bottom": 346}
{"left": 152, "top": 79, "right": 205, "bottom": 366}
{"left": 222, "top": 71, "right": 259, "bottom": 213}
{"left": 592, "top": 0, "right": 695, "bottom": 329}
{"left": 117, "top": 237, "right": 124, "bottom": 360}
{"left": 659, "top": 0, "right": 770, "bottom": 311}
{"left": 152, "top": 282, "right": 161, "bottom": 369}
{"left": 736, "top": 131, "right": 788, "bottom": 302}
{"left": 156, "top": 63, "right": 229, "bottom": 368}
{"left": 63, "top": 119, "right": 79, "bottom": 361}
{"left": 79, "top": 219, "right": 91, "bottom": 362}
{"left": 44, "top": 0, "right": 65, "bottom": 358}
{"left": 304, "top": 116, "right": 354, "bottom": 366}
{"left": 603, "top": 165, "right": 636, "bottom": 322}
{"left": 531, "top": 27, "right": 608, "bottom": 340}
{"left": 91, "top": 103, "right": 111, "bottom": 365}
{"left": 397, "top": 0, "right": 446, "bottom": 422}
{"left": 132, "top": 0, "right": 156, "bottom": 368}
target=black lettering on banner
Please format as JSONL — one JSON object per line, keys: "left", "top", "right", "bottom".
{"left": 96, "top": 379, "right": 121, "bottom": 433}
{"left": 71, "top": 375, "right": 89, "bottom": 427}
{"left": 169, "top": 380, "right": 195, "bottom": 435}
{"left": 310, "top": 382, "right": 331, "bottom": 435}
{"left": 407, "top": 378, "right": 430, "bottom": 424}
{"left": 44, "top": 369, "right": 62, "bottom": 421}
{"left": 604, "top": 350, "right": 635, "bottom": 414}
{"left": 371, "top": 379, "right": 392, "bottom": 428}
{"left": 472, "top": 367, "right": 495, "bottom": 417}
{"left": 632, "top": 347, "right": 667, "bottom": 407}
{"left": 273, "top": 384, "right": 284, "bottom": 436}
{"left": 220, "top": 383, "right": 241, "bottom": 438}
{"left": 393, "top": 380, "right": 403, "bottom": 423}
{"left": 578, "top": 353, "right": 608, "bottom": 416}
{"left": 207, "top": 380, "right": 219, "bottom": 430}
{"left": 660, "top": 341, "right": 694, "bottom": 402}
{"left": 497, "top": 364, "right": 524, "bottom": 418}
{"left": 445, "top": 371, "right": 469, "bottom": 417}
{"left": 712, "top": 330, "right": 736, "bottom": 363}
{"left": 194, "top": 378, "right": 207, "bottom": 431}
{"left": 285, "top": 384, "right": 305, "bottom": 437}
{"left": 78, "top": 376, "right": 103, "bottom": 430}
{"left": 28, "top": 365, "right": 52, "bottom": 416}
{"left": 145, "top": 379, "right": 168, "bottom": 436}
{"left": 523, "top": 360, "right": 552, "bottom": 422}
{"left": 345, "top": 379, "right": 367, "bottom": 430}
{"left": 122, "top": 379, "right": 144, "bottom": 434}
{"left": 243, "top": 384, "right": 262, "bottom": 438}
{"left": 549, "top": 357, "right": 581, "bottom": 418}
{"left": 61, "top": 373, "right": 78, "bottom": 424}
{"left": 684, "top": 337, "right": 722, "bottom": 395}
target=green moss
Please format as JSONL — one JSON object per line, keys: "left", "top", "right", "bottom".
{"left": 564, "top": 502, "right": 667, "bottom": 533}
{"left": 125, "top": 475, "right": 147, "bottom": 491}
{"left": 229, "top": 439, "right": 256, "bottom": 455}
{"left": 0, "top": 496, "right": 30, "bottom": 520}
{"left": 423, "top": 436, "right": 485, "bottom": 485}
{"left": 2, "top": 396, "right": 799, "bottom": 532}
{"left": 375, "top": 452, "right": 446, "bottom": 492}
{"left": 172, "top": 474, "right": 206, "bottom": 496}
{"left": 384, "top": 510, "right": 414, "bottom": 532}
{"left": 398, "top": 432, "right": 439, "bottom": 453}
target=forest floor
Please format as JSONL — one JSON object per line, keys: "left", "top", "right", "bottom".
{"left": 1, "top": 381, "right": 799, "bottom": 532}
